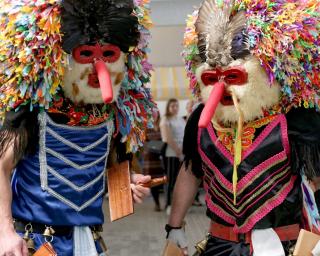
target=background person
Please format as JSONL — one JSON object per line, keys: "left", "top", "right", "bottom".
{"left": 143, "top": 110, "right": 165, "bottom": 211}
{"left": 183, "top": 99, "right": 195, "bottom": 121}
{"left": 160, "top": 98, "right": 186, "bottom": 215}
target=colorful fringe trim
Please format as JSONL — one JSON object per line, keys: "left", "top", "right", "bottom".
{"left": 0, "top": 0, "right": 68, "bottom": 114}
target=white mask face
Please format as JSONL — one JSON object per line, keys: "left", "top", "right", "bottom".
{"left": 62, "top": 44, "right": 126, "bottom": 105}
{"left": 197, "top": 56, "right": 281, "bottom": 125}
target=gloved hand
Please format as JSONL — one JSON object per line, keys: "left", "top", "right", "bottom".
{"left": 166, "top": 225, "right": 188, "bottom": 255}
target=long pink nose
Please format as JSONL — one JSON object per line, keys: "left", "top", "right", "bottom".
{"left": 198, "top": 81, "right": 225, "bottom": 128}
{"left": 94, "top": 60, "right": 113, "bottom": 103}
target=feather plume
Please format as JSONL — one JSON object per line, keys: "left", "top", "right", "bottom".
{"left": 195, "top": 0, "right": 248, "bottom": 67}
{"left": 61, "top": 0, "right": 140, "bottom": 53}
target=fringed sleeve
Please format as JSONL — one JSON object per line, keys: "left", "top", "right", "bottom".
{"left": 0, "top": 108, "right": 39, "bottom": 164}
{"left": 287, "top": 107, "right": 320, "bottom": 179}
{"left": 183, "top": 104, "right": 204, "bottom": 178}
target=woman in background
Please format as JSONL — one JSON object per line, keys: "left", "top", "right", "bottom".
{"left": 160, "top": 98, "right": 186, "bottom": 215}
{"left": 183, "top": 99, "right": 195, "bottom": 121}
{"left": 143, "top": 110, "right": 164, "bottom": 211}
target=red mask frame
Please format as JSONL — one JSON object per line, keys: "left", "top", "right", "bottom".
{"left": 201, "top": 66, "right": 248, "bottom": 86}
{"left": 72, "top": 43, "right": 121, "bottom": 64}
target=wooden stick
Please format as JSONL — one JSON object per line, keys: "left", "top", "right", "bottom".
{"left": 140, "top": 176, "right": 168, "bottom": 188}
{"left": 107, "top": 164, "right": 167, "bottom": 222}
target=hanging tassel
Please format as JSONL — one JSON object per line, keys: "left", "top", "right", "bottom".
{"left": 233, "top": 128, "right": 242, "bottom": 205}
{"left": 231, "top": 89, "right": 244, "bottom": 205}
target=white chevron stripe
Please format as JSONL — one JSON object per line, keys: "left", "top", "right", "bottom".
{"left": 47, "top": 165, "right": 105, "bottom": 192}
{"left": 46, "top": 185, "right": 105, "bottom": 212}
{"left": 46, "top": 148, "right": 108, "bottom": 170}
{"left": 47, "top": 126, "right": 109, "bottom": 153}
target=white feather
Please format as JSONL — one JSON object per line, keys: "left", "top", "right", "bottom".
{"left": 196, "top": 0, "right": 247, "bottom": 67}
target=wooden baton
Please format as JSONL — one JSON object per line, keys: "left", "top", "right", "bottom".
{"left": 140, "top": 176, "right": 168, "bottom": 188}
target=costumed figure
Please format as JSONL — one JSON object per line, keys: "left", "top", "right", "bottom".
{"left": 0, "top": 0, "right": 155, "bottom": 255}
{"left": 165, "top": 0, "right": 320, "bottom": 255}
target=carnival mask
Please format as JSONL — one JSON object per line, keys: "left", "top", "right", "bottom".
{"left": 196, "top": 56, "right": 281, "bottom": 127}
{"left": 63, "top": 43, "right": 125, "bottom": 105}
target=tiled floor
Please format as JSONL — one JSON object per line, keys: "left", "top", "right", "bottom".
{"left": 102, "top": 194, "right": 209, "bottom": 256}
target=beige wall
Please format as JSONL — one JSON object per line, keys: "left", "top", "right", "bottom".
{"left": 149, "top": 25, "right": 186, "bottom": 68}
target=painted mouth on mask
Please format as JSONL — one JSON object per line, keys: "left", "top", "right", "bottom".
{"left": 88, "top": 72, "right": 100, "bottom": 88}
{"left": 221, "top": 92, "right": 234, "bottom": 106}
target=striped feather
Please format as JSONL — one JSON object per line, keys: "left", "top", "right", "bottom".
{"left": 195, "top": 0, "right": 248, "bottom": 67}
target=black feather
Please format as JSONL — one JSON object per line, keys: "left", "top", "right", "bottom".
{"left": 198, "top": 44, "right": 207, "bottom": 63}
{"left": 61, "top": 0, "right": 140, "bottom": 53}
{"left": 231, "top": 30, "right": 250, "bottom": 60}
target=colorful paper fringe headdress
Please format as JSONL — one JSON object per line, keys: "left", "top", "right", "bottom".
{"left": 0, "top": 0, "right": 154, "bottom": 152}
{"left": 183, "top": 0, "right": 320, "bottom": 111}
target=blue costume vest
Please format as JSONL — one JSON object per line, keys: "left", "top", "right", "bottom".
{"left": 12, "top": 112, "right": 113, "bottom": 226}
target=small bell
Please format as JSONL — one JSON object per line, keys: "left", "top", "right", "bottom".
{"left": 192, "top": 237, "right": 209, "bottom": 256}
{"left": 43, "top": 226, "right": 53, "bottom": 237}
{"left": 49, "top": 226, "right": 55, "bottom": 235}
{"left": 27, "top": 238, "right": 36, "bottom": 254}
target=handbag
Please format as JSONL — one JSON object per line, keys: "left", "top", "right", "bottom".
{"left": 146, "top": 140, "right": 166, "bottom": 155}
{"left": 160, "top": 142, "right": 167, "bottom": 157}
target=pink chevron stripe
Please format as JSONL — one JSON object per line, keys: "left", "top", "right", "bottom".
{"left": 243, "top": 114, "right": 289, "bottom": 159}
{"left": 204, "top": 182, "right": 236, "bottom": 225}
{"left": 210, "top": 162, "right": 289, "bottom": 206}
{"left": 234, "top": 176, "right": 297, "bottom": 234}
{"left": 204, "top": 176, "right": 296, "bottom": 233}
{"left": 208, "top": 170, "right": 291, "bottom": 217}
{"left": 237, "top": 151, "right": 288, "bottom": 191}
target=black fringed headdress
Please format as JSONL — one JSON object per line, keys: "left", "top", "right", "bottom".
{"left": 61, "top": 0, "right": 140, "bottom": 53}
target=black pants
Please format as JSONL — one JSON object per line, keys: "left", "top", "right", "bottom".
{"left": 151, "top": 185, "right": 161, "bottom": 206}
{"left": 202, "top": 236, "right": 295, "bottom": 256}
{"left": 165, "top": 157, "right": 180, "bottom": 207}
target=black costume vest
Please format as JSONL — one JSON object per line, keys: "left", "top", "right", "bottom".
{"left": 198, "top": 114, "right": 297, "bottom": 233}
{"left": 182, "top": 104, "right": 320, "bottom": 232}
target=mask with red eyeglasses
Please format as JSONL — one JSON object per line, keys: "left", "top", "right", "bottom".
{"left": 198, "top": 66, "right": 248, "bottom": 128}
{"left": 72, "top": 43, "right": 121, "bottom": 104}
